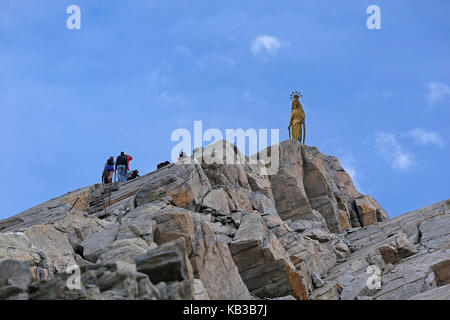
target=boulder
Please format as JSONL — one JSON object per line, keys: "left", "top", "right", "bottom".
{"left": 225, "top": 187, "right": 253, "bottom": 213}
{"left": 210, "top": 222, "right": 236, "bottom": 244}
{"left": 333, "top": 239, "right": 351, "bottom": 260}
{"left": 98, "top": 238, "right": 151, "bottom": 270}
{"left": 378, "top": 245, "right": 401, "bottom": 264}
{"left": 0, "top": 259, "right": 32, "bottom": 299}
{"left": 194, "top": 279, "right": 210, "bottom": 300}
{"left": 372, "top": 250, "right": 448, "bottom": 300}
{"left": 152, "top": 209, "right": 196, "bottom": 255}
{"left": 409, "top": 284, "right": 450, "bottom": 300}
{"left": 354, "top": 195, "right": 388, "bottom": 227}
{"left": 244, "top": 162, "right": 275, "bottom": 201}
{"left": 136, "top": 237, "right": 193, "bottom": 285}
{"left": 302, "top": 156, "right": 341, "bottom": 233}
{"left": 281, "top": 232, "right": 337, "bottom": 278}
{"left": 431, "top": 259, "right": 450, "bottom": 287}
{"left": 135, "top": 163, "right": 211, "bottom": 210}
{"left": 54, "top": 211, "right": 112, "bottom": 251}
{"left": 151, "top": 208, "right": 251, "bottom": 300}
{"left": 117, "top": 198, "right": 174, "bottom": 244}
{"left": 116, "top": 219, "right": 156, "bottom": 245}
{"left": 0, "top": 188, "right": 91, "bottom": 233}
{"left": 24, "top": 224, "right": 76, "bottom": 272}
{"left": 290, "top": 220, "right": 324, "bottom": 233}
{"left": 419, "top": 215, "right": 450, "bottom": 250}
{"left": 164, "top": 279, "right": 195, "bottom": 300}
{"left": 0, "top": 232, "right": 42, "bottom": 266}
{"left": 28, "top": 263, "right": 160, "bottom": 300}
{"left": 304, "top": 229, "right": 332, "bottom": 243}
{"left": 188, "top": 214, "right": 251, "bottom": 300}
{"left": 383, "top": 263, "right": 394, "bottom": 274}
{"left": 249, "top": 192, "right": 280, "bottom": 218}
{"left": 199, "top": 140, "right": 250, "bottom": 190}
{"left": 201, "top": 188, "right": 232, "bottom": 214}
{"left": 231, "top": 211, "right": 243, "bottom": 227}
{"left": 311, "top": 272, "right": 324, "bottom": 288}
{"left": 261, "top": 140, "right": 314, "bottom": 222}
{"left": 340, "top": 273, "right": 379, "bottom": 300}
{"left": 79, "top": 223, "right": 119, "bottom": 263}
{"left": 230, "top": 211, "right": 308, "bottom": 299}
{"left": 302, "top": 145, "right": 363, "bottom": 233}
{"left": 394, "top": 233, "right": 417, "bottom": 258}
{"left": 314, "top": 200, "right": 450, "bottom": 300}
{"left": 310, "top": 282, "right": 340, "bottom": 300}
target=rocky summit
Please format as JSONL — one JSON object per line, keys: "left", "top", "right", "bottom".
{"left": 0, "top": 139, "right": 449, "bottom": 300}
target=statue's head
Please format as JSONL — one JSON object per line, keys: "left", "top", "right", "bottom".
{"left": 290, "top": 91, "right": 302, "bottom": 101}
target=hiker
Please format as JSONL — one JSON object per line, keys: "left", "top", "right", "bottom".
{"left": 115, "top": 151, "right": 128, "bottom": 183}
{"left": 125, "top": 154, "right": 133, "bottom": 179}
{"left": 103, "top": 156, "right": 115, "bottom": 184}
{"left": 178, "top": 151, "right": 187, "bottom": 161}
{"left": 127, "top": 169, "right": 140, "bottom": 181}
{"left": 157, "top": 161, "right": 170, "bottom": 169}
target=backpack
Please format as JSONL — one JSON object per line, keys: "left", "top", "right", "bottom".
{"left": 127, "top": 170, "right": 140, "bottom": 181}
{"left": 157, "top": 161, "right": 170, "bottom": 169}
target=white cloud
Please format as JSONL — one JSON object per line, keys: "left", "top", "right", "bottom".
{"left": 375, "top": 132, "right": 414, "bottom": 171}
{"left": 427, "top": 81, "right": 450, "bottom": 105}
{"left": 250, "top": 35, "right": 288, "bottom": 55}
{"left": 407, "top": 128, "right": 445, "bottom": 147}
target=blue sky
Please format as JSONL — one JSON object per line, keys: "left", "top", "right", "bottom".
{"left": 1, "top": 0, "right": 449, "bottom": 220}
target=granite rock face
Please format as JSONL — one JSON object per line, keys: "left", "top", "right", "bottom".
{"left": 230, "top": 211, "right": 308, "bottom": 299}
{"left": 312, "top": 200, "right": 450, "bottom": 300}
{"left": 256, "top": 141, "right": 386, "bottom": 233}
{"left": 136, "top": 237, "right": 194, "bottom": 285}
{"left": 0, "top": 139, "right": 448, "bottom": 300}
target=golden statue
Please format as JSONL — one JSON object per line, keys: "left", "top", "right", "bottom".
{"left": 288, "top": 91, "right": 306, "bottom": 143}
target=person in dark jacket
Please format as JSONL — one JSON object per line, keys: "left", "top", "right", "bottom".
{"left": 115, "top": 151, "right": 128, "bottom": 183}
{"left": 157, "top": 161, "right": 170, "bottom": 169}
{"left": 127, "top": 170, "right": 140, "bottom": 181}
{"left": 103, "top": 157, "right": 115, "bottom": 183}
